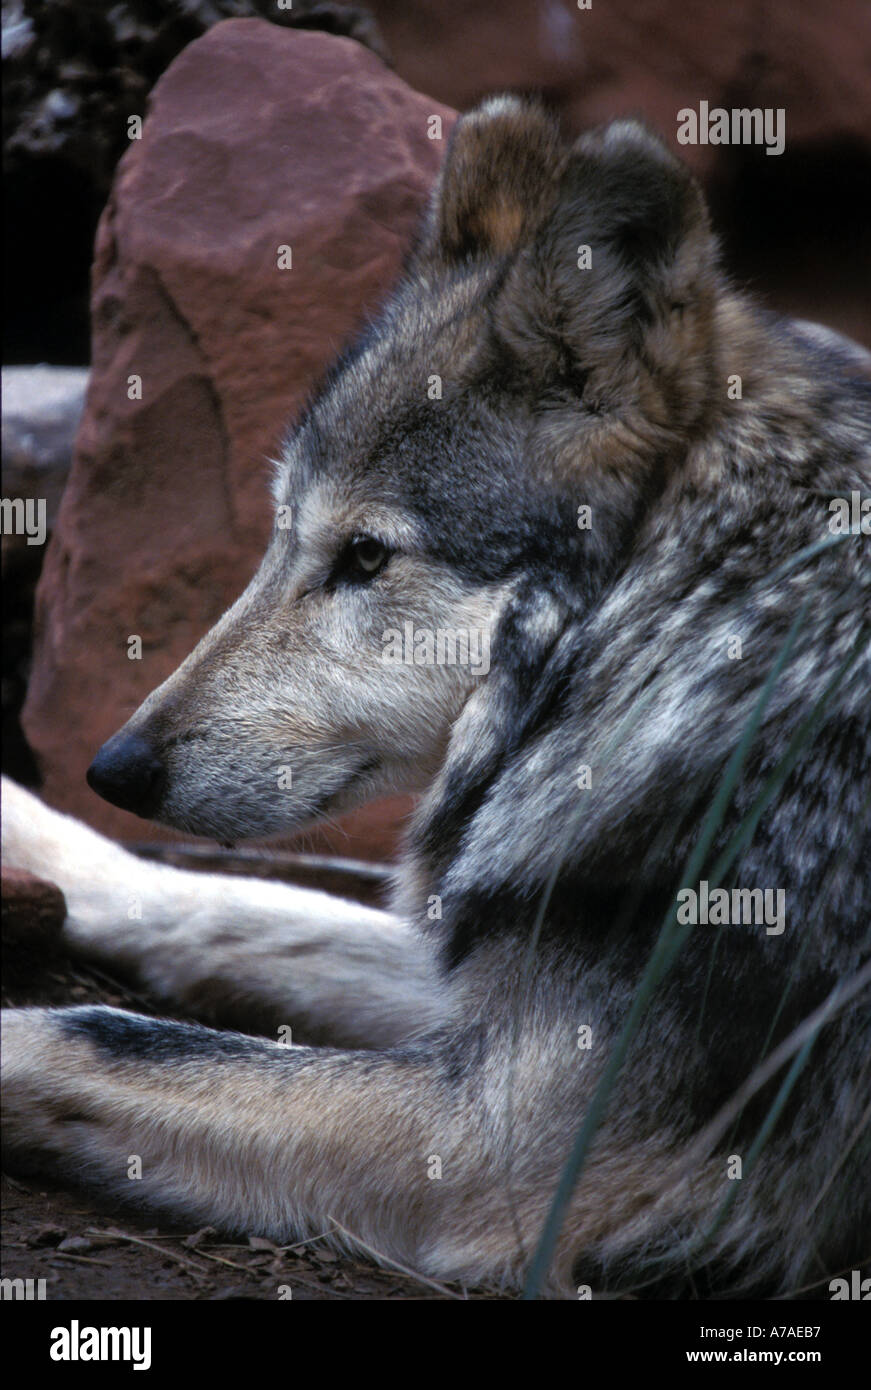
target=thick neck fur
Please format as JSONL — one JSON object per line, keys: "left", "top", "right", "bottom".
{"left": 396, "top": 298, "right": 871, "bottom": 977}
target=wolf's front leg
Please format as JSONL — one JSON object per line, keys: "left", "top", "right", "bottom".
{"left": 1, "top": 778, "right": 444, "bottom": 1047}
{"left": 0, "top": 1005, "right": 549, "bottom": 1290}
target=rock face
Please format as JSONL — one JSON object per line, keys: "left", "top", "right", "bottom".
{"left": 23, "top": 22, "right": 454, "bottom": 855}
{"left": 3, "top": 0, "right": 389, "bottom": 363}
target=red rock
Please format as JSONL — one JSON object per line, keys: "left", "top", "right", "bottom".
{"left": 23, "top": 22, "right": 454, "bottom": 856}
{"left": 1, "top": 867, "right": 67, "bottom": 947}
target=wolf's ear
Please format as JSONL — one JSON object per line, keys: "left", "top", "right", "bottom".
{"left": 421, "top": 97, "right": 563, "bottom": 262}
{"left": 491, "top": 121, "right": 719, "bottom": 422}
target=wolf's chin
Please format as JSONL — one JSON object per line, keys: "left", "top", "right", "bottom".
{"left": 156, "top": 756, "right": 386, "bottom": 843}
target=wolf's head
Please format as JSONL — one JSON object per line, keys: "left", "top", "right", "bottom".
{"left": 87, "top": 99, "right": 722, "bottom": 841}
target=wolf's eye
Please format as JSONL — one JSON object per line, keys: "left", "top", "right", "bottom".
{"left": 352, "top": 537, "right": 387, "bottom": 572}
{"left": 345, "top": 535, "right": 390, "bottom": 579}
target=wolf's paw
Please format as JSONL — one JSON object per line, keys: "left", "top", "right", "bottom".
{"left": 1, "top": 777, "right": 135, "bottom": 888}
{"left": 1, "top": 778, "right": 74, "bottom": 878}
{"left": 1, "top": 778, "right": 154, "bottom": 955}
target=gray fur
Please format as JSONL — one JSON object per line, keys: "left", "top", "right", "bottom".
{"left": 2, "top": 98, "right": 869, "bottom": 1297}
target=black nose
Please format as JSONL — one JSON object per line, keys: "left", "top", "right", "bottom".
{"left": 86, "top": 731, "right": 166, "bottom": 818}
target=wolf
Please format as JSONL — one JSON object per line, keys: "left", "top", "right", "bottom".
{"left": 2, "top": 98, "right": 870, "bottom": 1298}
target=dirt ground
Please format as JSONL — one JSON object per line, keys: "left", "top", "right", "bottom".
{"left": 1, "top": 861, "right": 503, "bottom": 1303}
